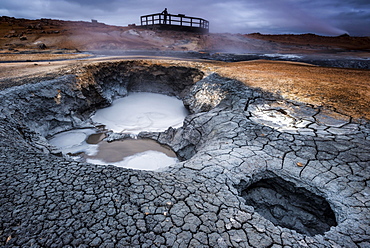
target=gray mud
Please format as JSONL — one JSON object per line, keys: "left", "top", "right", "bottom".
{"left": 0, "top": 61, "right": 369, "bottom": 247}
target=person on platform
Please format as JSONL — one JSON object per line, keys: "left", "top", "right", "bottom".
{"left": 162, "top": 8, "right": 168, "bottom": 24}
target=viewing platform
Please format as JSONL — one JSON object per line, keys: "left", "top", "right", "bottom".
{"left": 140, "top": 13, "right": 209, "bottom": 34}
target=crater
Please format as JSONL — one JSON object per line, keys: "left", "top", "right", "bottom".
{"left": 236, "top": 174, "right": 337, "bottom": 236}
{"left": 48, "top": 92, "right": 187, "bottom": 170}
{"left": 0, "top": 61, "right": 204, "bottom": 170}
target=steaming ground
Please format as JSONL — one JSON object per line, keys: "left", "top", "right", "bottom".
{"left": 1, "top": 17, "right": 369, "bottom": 59}
{"left": 49, "top": 92, "right": 187, "bottom": 170}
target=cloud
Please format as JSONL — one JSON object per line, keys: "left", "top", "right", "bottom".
{"left": 294, "top": 0, "right": 370, "bottom": 35}
{"left": 190, "top": 0, "right": 347, "bottom": 35}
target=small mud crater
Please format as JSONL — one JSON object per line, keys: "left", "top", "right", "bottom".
{"left": 237, "top": 175, "right": 337, "bottom": 236}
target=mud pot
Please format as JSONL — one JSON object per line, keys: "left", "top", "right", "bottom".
{"left": 49, "top": 92, "right": 187, "bottom": 170}
{"left": 0, "top": 60, "right": 369, "bottom": 247}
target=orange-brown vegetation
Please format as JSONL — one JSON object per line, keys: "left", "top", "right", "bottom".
{"left": 213, "top": 60, "right": 370, "bottom": 120}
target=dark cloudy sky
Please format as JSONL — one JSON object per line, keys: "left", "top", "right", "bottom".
{"left": 1, "top": 0, "right": 369, "bottom": 36}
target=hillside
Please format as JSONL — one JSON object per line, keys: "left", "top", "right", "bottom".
{"left": 1, "top": 16, "right": 370, "bottom": 55}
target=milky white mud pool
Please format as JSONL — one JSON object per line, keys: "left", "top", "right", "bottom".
{"left": 91, "top": 92, "right": 189, "bottom": 134}
{"left": 49, "top": 129, "right": 99, "bottom": 156}
{"left": 86, "top": 139, "right": 177, "bottom": 171}
{"left": 49, "top": 92, "right": 188, "bottom": 171}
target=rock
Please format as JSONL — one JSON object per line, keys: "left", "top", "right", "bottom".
{"left": 38, "top": 43, "right": 47, "bottom": 49}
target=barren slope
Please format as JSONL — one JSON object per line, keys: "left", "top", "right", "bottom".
{"left": 2, "top": 16, "right": 370, "bottom": 54}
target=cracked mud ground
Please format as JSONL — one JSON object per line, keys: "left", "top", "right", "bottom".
{"left": 0, "top": 60, "right": 369, "bottom": 247}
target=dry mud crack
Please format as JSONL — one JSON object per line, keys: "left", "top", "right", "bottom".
{"left": 0, "top": 60, "right": 369, "bottom": 247}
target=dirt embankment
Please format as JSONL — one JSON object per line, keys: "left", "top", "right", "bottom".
{"left": 0, "top": 16, "right": 206, "bottom": 52}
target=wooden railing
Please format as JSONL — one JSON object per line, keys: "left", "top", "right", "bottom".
{"left": 140, "top": 13, "right": 209, "bottom": 33}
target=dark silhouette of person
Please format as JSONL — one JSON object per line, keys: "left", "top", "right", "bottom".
{"left": 162, "top": 8, "right": 168, "bottom": 24}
